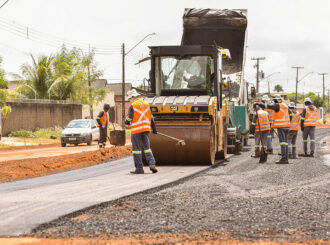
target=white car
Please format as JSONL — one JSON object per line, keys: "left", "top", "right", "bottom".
{"left": 61, "top": 119, "right": 99, "bottom": 147}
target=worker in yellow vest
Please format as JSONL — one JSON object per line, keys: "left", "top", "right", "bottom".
{"left": 264, "top": 94, "right": 292, "bottom": 164}
{"left": 125, "top": 89, "right": 158, "bottom": 174}
{"left": 262, "top": 94, "right": 274, "bottom": 154}
{"left": 288, "top": 102, "right": 300, "bottom": 159}
{"left": 250, "top": 104, "right": 270, "bottom": 159}
{"left": 299, "top": 97, "right": 318, "bottom": 157}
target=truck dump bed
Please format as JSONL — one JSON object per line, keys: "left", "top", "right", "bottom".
{"left": 182, "top": 8, "right": 247, "bottom": 74}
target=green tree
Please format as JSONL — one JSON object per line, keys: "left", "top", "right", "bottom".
{"left": 273, "top": 84, "right": 284, "bottom": 92}
{"left": 17, "top": 55, "right": 54, "bottom": 99}
{"left": 0, "top": 56, "right": 9, "bottom": 106}
{"left": 50, "top": 46, "right": 84, "bottom": 100}
{"left": 79, "top": 49, "right": 107, "bottom": 118}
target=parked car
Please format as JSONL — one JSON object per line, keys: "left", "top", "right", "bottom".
{"left": 61, "top": 119, "right": 99, "bottom": 147}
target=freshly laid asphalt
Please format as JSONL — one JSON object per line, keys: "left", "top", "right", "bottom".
{"left": 0, "top": 157, "right": 208, "bottom": 236}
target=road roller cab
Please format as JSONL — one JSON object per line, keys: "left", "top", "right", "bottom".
{"left": 145, "top": 45, "right": 230, "bottom": 165}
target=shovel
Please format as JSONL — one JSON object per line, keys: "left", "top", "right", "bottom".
{"left": 157, "top": 132, "right": 186, "bottom": 147}
{"left": 257, "top": 115, "right": 268, "bottom": 163}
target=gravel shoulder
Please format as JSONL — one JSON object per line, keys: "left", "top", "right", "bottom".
{"left": 29, "top": 128, "right": 330, "bottom": 243}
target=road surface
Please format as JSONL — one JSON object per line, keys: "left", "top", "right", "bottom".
{"left": 0, "top": 156, "right": 209, "bottom": 236}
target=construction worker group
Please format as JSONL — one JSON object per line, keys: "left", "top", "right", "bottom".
{"left": 250, "top": 94, "right": 318, "bottom": 164}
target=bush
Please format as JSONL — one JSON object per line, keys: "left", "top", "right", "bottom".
{"left": 8, "top": 127, "right": 62, "bottom": 139}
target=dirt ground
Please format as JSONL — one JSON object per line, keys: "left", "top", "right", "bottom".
{"left": 0, "top": 144, "right": 132, "bottom": 182}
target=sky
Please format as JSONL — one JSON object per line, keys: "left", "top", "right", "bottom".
{"left": 0, "top": 0, "right": 330, "bottom": 95}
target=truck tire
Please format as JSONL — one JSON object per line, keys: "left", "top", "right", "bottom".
{"left": 87, "top": 135, "right": 92, "bottom": 145}
{"left": 61, "top": 143, "right": 66, "bottom": 147}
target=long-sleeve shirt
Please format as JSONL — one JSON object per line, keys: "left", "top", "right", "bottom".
{"left": 300, "top": 104, "right": 316, "bottom": 128}
{"left": 265, "top": 103, "right": 292, "bottom": 121}
{"left": 126, "top": 105, "right": 157, "bottom": 131}
{"left": 96, "top": 111, "right": 109, "bottom": 128}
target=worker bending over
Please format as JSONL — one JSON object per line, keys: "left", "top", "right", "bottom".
{"left": 299, "top": 97, "right": 318, "bottom": 157}
{"left": 125, "top": 89, "right": 158, "bottom": 174}
{"left": 96, "top": 103, "right": 110, "bottom": 149}
{"left": 262, "top": 95, "right": 274, "bottom": 154}
{"left": 288, "top": 102, "right": 300, "bottom": 159}
{"left": 250, "top": 104, "right": 270, "bottom": 159}
{"left": 264, "top": 94, "right": 292, "bottom": 164}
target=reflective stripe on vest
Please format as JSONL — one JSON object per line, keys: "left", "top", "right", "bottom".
{"left": 131, "top": 99, "right": 152, "bottom": 134}
{"left": 273, "top": 103, "right": 290, "bottom": 128}
{"left": 266, "top": 108, "right": 274, "bottom": 124}
{"left": 255, "top": 110, "right": 270, "bottom": 132}
{"left": 304, "top": 107, "right": 317, "bottom": 126}
{"left": 290, "top": 111, "right": 300, "bottom": 131}
{"left": 98, "top": 111, "right": 108, "bottom": 128}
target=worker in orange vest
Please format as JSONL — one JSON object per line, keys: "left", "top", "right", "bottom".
{"left": 125, "top": 89, "right": 158, "bottom": 174}
{"left": 299, "top": 97, "right": 318, "bottom": 157}
{"left": 288, "top": 102, "right": 300, "bottom": 159}
{"left": 250, "top": 104, "right": 271, "bottom": 160}
{"left": 264, "top": 94, "right": 292, "bottom": 164}
{"left": 96, "top": 103, "right": 110, "bottom": 149}
{"left": 262, "top": 94, "right": 274, "bottom": 154}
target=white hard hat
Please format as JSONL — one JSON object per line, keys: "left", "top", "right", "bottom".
{"left": 288, "top": 102, "right": 296, "bottom": 109}
{"left": 262, "top": 94, "right": 270, "bottom": 101}
{"left": 127, "top": 89, "right": 140, "bottom": 99}
{"left": 273, "top": 94, "right": 282, "bottom": 101}
{"left": 304, "top": 97, "right": 312, "bottom": 103}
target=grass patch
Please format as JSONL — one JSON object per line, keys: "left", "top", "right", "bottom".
{"left": 8, "top": 127, "right": 62, "bottom": 139}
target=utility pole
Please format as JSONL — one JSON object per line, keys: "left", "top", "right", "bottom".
{"left": 328, "top": 89, "right": 330, "bottom": 113}
{"left": 121, "top": 43, "right": 125, "bottom": 128}
{"left": 291, "top": 66, "right": 304, "bottom": 102}
{"left": 88, "top": 45, "right": 93, "bottom": 119}
{"left": 319, "top": 73, "right": 328, "bottom": 124}
{"left": 251, "top": 57, "right": 265, "bottom": 93}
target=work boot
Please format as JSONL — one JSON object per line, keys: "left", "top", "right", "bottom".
{"left": 298, "top": 152, "right": 308, "bottom": 157}
{"left": 309, "top": 151, "right": 314, "bottom": 157}
{"left": 150, "top": 167, "right": 158, "bottom": 173}
{"left": 276, "top": 158, "right": 289, "bottom": 164}
{"left": 293, "top": 154, "right": 298, "bottom": 159}
{"left": 130, "top": 169, "right": 144, "bottom": 174}
{"left": 251, "top": 152, "right": 260, "bottom": 158}
{"left": 266, "top": 149, "right": 273, "bottom": 154}
{"left": 288, "top": 154, "right": 293, "bottom": 159}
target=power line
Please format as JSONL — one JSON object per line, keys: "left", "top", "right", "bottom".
{"left": 0, "top": 16, "right": 122, "bottom": 54}
{"left": 0, "top": 0, "right": 10, "bottom": 9}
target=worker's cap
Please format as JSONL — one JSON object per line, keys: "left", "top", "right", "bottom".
{"left": 288, "top": 102, "right": 296, "bottom": 109}
{"left": 127, "top": 89, "right": 141, "bottom": 99}
{"left": 304, "top": 97, "right": 312, "bottom": 104}
{"left": 262, "top": 94, "right": 270, "bottom": 101}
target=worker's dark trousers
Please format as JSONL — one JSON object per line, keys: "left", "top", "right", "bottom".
{"left": 288, "top": 130, "right": 298, "bottom": 156}
{"left": 99, "top": 127, "right": 107, "bottom": 148}
{"left": 277, "top": 127, "right": 289, "bottom": 159}
{"left": 303, "top": 126, "right": 315, "bottom": 153}
{"left": 131, "top": 132, "right": 156, "bottom": 171}
{"left": 267, "top": 128, "right": 273, "bottom": 150}
{"left": 254, "top": 130, "right": 269, "bottom": 153}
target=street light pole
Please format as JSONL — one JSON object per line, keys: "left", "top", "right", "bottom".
{"left": 260, "top": 72, "right": 280, "bottom": 94}
{"left": 319, "top": 73, "right": 328, "bottom": 124}
{"left": 121, "top": 32, "right": 156, "bottom": 128}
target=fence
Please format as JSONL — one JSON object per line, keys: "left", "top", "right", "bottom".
{"left": 8, "top": 98, "right": 81, "bottom": 105}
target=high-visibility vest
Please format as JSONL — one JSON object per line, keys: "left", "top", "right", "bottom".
{"left": 255, "top": 110, "right": 270, "bottom": 132}
{"left": 273, "top": 103, "right": 290, "bottom": 128}
{"left": 266, "top": 108, "right": 274, "bottom": 125}
{"left": 131, "top": 99, "right": 152, "bottom": 134}
{"left": 304, "top": 106, "right": 317, "bottom": 127}
{"left": 98, "top": 111, "right": 108, "bottom": 128}
{"left": 290, "top": 111, "right": 300, "bottom": 131}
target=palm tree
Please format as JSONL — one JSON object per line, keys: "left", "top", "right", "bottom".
{"left": 19, "top": 55, "right": 54, "bottom": 99}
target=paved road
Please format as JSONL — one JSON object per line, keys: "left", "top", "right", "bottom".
{"left": 0, "top": 157, "right": 208, "bottom": 236}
